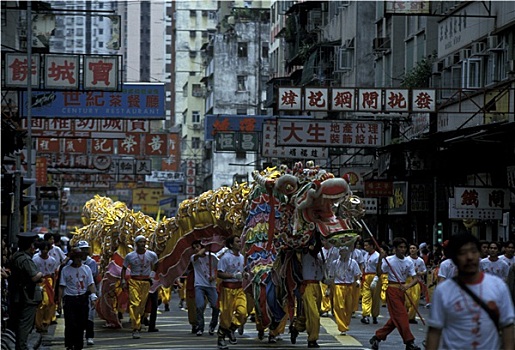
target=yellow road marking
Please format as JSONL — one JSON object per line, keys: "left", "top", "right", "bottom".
{"left": 320, "top": 317, "right": 362, "bottom": 346}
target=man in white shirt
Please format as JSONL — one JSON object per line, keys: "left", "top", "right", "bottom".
{"left": 33, "top": 241, "right": 59, "bottom": 333}
{"left": 500, "top": 240, "right": 515, "bottom": 268}
{"left": 369, "top": 237, "right": 421, "bottom": 350}
{"left": 480, "top": 241, "right": 510, "bottom": 281}
{"left": 191, "top": 240, "right": 219, "bottom": 336}
{"left": 361, "top": 239, "right": 381, "bottom": 325}
{"left": 425, "top": 232, "right": 515, "bottom": 350}
{"left": 406, "top": 244, "right": 427, "bottom": 324}
{"left": 120, "top": 235, "right": 159, "bottom": 339}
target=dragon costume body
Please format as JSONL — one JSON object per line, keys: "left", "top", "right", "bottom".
{"left": 71, "top": 161, "right": 366, "bottom": 333}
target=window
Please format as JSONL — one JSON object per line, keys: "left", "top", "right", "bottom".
{"left": 261, "top": 42, "right": 269, "bottom": 58}
{"left": 238, "top": 42, "right": 248, "bottom": 58}
{"left": 99, "top": 28, "right": 104, "bottom": 35}
{"left": 237, "top": 76, "right": 247, "bottom": 91}
{"left": 76, "top": 17, "right": 84, "bottom": 25}
{"left": 192, "top": 84, "right": 203, "bottom": 97}
{"left": 236, "top": 108, "right": 247, "bottom": 115}
{"left": 190, "top": 30, "right": 196, "bottom": 38}
{"left": 462, "top": 58, "right": 482, "bottom": 89}
{"left": 190, "top": 10, "right": 196, "bottom": 17}
{"left": 98, "top": 42, "right": 104, "bottom": 48}
{"left": 77, "top": 28, "right": 84, "bottom": 36}
{"left": 192, "top": 111, "right": 200, "bottom": 123}
{"left": 192, "top": 137, "right": 201, "bottom": 149}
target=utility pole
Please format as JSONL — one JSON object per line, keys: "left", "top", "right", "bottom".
{"left": 26, "top": 1, "right": 33, "bottom": 231}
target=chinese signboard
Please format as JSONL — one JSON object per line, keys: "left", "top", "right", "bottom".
{"left": 5, "top": 53, "right": 122, "bottom": 91}
{"left": 410, "top": 183, "right": 431, "bottom": 212}
{"left": 454, "top": 187, "right": 509, "bottom": 210}
{"left": 448, "top": 197, "right": 503, "bottom": 220}
{"left": 161, "top": 133, "right": 180, "bottom": 172}
{"left": 388, "top": 181, "right": 408, "bottom": 215}
{"left": 385, "top": 1, "right": 430, "bottom": 14}
{"left": 145, "top": 171, "right": 185, "bottom": 183}
{"left": 278, "top": 87, "right": 436, "bottom": 112}
{"left": 23, "top": 118, "right": 149, "bottom": 138}
{"left": 205, "top": 114, "right": 274, "bottom": 141}
{"left": 364, "top": 180, "right": 394, "bottom": 197}
{"left": 262, "top": 121, "right": 327, "bottom": 159}
{"left": 21, "top": 83, "right": 165, "bottom": 119}
{"left": 132, "top": 188, "right": 164, "bottom": 206}
{"left": 276, "top": 119, "right": 383, "bottom": 147}
{"left": 215, "top": 132, "right": 259, "bottom": 152}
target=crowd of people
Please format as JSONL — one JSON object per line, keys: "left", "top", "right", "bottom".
{"left": 1, "top": 231, "right": 515, "bottom": 350}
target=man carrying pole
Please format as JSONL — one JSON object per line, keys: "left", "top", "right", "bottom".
{"left": 369, "top": 237, "right": 421, "bottom": 350}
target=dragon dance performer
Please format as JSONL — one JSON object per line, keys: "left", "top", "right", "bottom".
{"left": 319, "top": 238, "right": 338, "bottom": 317}
{"left": 328, "top": 247, "right": 361, "bottom": 335}
{"left": 33, "top": 241, "right": 59, "bottom": 333}
{"left": 120, "top": 235, "right": 158, "bottom": 339}
{"left": 405, "top": 244, "right": 427, "bottom": 324}
{"left": 291, "top": 245, "right": 325, "bottom": 349}
{"left": 369, "top": 237, "right": 421, "bottom": 350}
{"left": 361, "top": 239, "right": 381, "bottom": 325}
{"left": 216, "top": 235, "right": 247, "bottom": 350}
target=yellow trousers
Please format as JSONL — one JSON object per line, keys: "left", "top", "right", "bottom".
{"left": 158, "top": 286, "right": 171, "bottom": 305}
{"left": 352, "top": 283, "right": 361, "bottom": 312}
{"left": 332, "top": 284, "right": 354, "bottom": 332}
{"left": 218, "top": 286, "right": 247, "bottom": 331}
{"left": 295, "top": 282, "right": 322, "bottom": 342}
{"left": 361, "top": 274, "right": 381, "bottom": 318}
{"left": 405, "top": 276, "right": 421, "bottom": 320}
{"left": 35, "top": 277, "right": 55, "bottom": 331}
{"left": 380, "top": 273, "right": 388, "bottom": 305}
{"left": 320, "top": 282, "right": 332, "bottom": 313}
{"left": 128, "top": 279, "right": 151, "bottom": 331}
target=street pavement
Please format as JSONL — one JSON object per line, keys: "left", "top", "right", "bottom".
{"left": 40, "top": 295, "right": 431, "bottom": 350}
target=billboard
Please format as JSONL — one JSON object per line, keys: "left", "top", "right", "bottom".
{"left": 21, "top": 83, "right": 165, "bottom": 119}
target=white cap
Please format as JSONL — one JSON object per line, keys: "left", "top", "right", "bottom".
{"left": 77, "top": 240, "right": 90, "bottom": 248}
{"left": 61, "top": 236, "right": 70, "bottom": 242}
{"left": 134, "top": 235, "right": 146, "bottom": 243}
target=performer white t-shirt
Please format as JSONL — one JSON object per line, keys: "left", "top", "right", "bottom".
{"left": 191, "top": 253, "right": 218, "bottom": 287}
{"left": 217, "top": 250, "right": 244, "bottom": 283}
{"left": 479, "top": 257, "right": 510, "bottom": 281}
{"left": 499, "top": 254, "right": 515, "bottom": 268}
{"left": 410, "top": 256, "right": 427, "bottom": 275}
{"left": 49, "top": 245, "right": 66, "bottom": 264}
{"left": 381, "top": 255, "right": 416, "bottom": 283}
{"left": 428, "top": 272, "right": 515, "bottom": 350}
{"left": 363, "top": 251, "right": 380, "bottom": 274}
{"left": 302, "top": 252, "right": 324, "bottom": 281}
{"left": 438, "top": 259, "right": 457, "bottom": 280}
{"left": 60, "top": 264, "right": 94, "bottom": 296}
{"left": 330, "top": 257, "right": 361, "bottom": 284}
{"left": 33, "top": 254, "right": 59, "bottom": 276}
{"left": 123, "top": 250, "right": 158, "bottom": 277}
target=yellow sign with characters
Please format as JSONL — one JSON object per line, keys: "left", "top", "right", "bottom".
{"left": 132, "top": 188, "right": 164, "bottom": 205}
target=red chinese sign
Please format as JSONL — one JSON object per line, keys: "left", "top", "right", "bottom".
{"left": 364, "top": 180, "right": 394, "bottom": 197}
{"left": 161, "top": 133, "right": 180, "bottom": 171}
{"left": 84, "top": 56, "right": 119, "bottom": 91}
{"left": 278, "top": 87, "right": 302, "bottom": 111}
{"left": 44, "top": 54, "right": 79, "bottom": 89}
{"left": 4, "top": 53, "right": 40, "bottom": 88}
{"left": 277, "top": 119, "right": 383, "bottom": 147}
{"left": 117, "top": 133, "right": 141, "bottom": 156}
{"left": 145, "top": 133, "right": 167, "bottom": 156}
{"left": 35, "top": 157, "right": 48, "bottom": 186}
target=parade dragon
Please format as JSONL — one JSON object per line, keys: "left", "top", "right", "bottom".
{"left": 71, "top": 161, "right": 366, "bottom": 333}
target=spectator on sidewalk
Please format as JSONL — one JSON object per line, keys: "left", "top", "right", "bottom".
{"left": 8, "top": 231, "right": 43, "bottom": 350}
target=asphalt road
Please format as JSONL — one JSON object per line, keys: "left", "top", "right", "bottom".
{"left": 40, "top": 294, "right": 431, "bottom": 350}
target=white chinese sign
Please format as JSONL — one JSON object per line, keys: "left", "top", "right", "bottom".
{"left": 304, "top": 88, "right": 328, "bottom": 111}
{"left": 277, "top": 119, "right": 383, "bottom": 147}
{"left": 84, "top": 56, "right": 119, "bottom": 91}
{"left": 44, "top": 54, "right": 80, "bottom": 89}
{"left": 4, "top": 53, "right": 40, "bottom": 88}
{"left": 448, "top": 197, "right": 503, "bottom": 220}
{"left": 261, "top": 121, "right": 327, "bottom": 159}
{"left": 454, "top": 187, "right": 509, "bottom": 210}
{"left": 278, "top": 88, "right": 302, "bottom": 111}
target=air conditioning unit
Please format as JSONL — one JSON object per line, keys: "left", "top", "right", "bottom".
{"left": 373, "top": 37, "right": 391, "bottom": 51}
{"left": 459, "top": 49, "right": 471, "bottom": 61}
{"left": 432, "top": 61, "right": 444, "bottom": 74}
{"left": 192, "top": 123, "right": 201, "bottom": 130}
{"left": 506, "top": 60, "right": 515, "bottom": 73}
{"left": 471, "top": 42, "right": 486, "bottom": 55}
{"left": 487, "top": 35, "right": 499, "bottom": 50}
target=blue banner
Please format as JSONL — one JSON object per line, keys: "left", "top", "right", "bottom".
{"left": 22, "top": 83, "right": 166, "bottom": 119}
